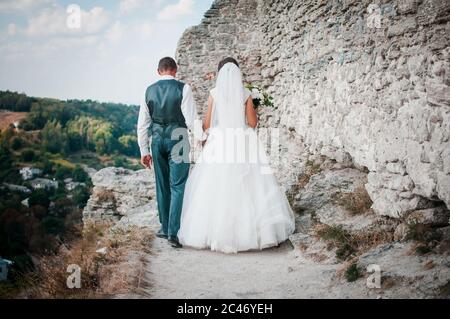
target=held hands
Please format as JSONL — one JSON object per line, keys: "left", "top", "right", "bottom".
{"left": 141, "top": 155, "right": 153, "bottom": 169}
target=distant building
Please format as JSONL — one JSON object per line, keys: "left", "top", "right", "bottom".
{"left": 30, "top": 178, "right": 58, "bottom": 190}
{"left": 2, "top": 183, "right": 31, "bottom": 194}
{"left": 20, "top": 167, "right": 42, "bottom": 180}
{"left": 21, "top": 197, "right": 30, "bottom": 207}
{"left": 65, "top": 181, "right": 86, "bottom": 191}
{"left": 0, "top": 258, "right": 13, "bottom": 281}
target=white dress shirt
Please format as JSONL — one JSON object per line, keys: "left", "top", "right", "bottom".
{"left": 137, "top": 75, "right": 204, "bottom": 157}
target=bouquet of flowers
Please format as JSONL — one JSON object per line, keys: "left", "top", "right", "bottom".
{"left": 245, "top": 84, "right": 274, "bottom": 109}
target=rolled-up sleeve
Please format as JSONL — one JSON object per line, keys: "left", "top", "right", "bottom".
{"left": 137, "top": 94, "right": 152, "bottom": 157}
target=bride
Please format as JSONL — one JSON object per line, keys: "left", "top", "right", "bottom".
{"left": 178, "top": 58, "right": 295, "bottom": 253}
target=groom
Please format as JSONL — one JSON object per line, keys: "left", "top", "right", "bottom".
{"left": 137, "top": 57, "right": 202, "bottom": 248}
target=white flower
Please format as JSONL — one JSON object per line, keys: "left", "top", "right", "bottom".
{"left": 251, "top": 88, "right": 263, "bottom": 100}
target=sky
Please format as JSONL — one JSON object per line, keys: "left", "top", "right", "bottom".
{"left": 0, "top": 0, "right": 214, "bottom": 105}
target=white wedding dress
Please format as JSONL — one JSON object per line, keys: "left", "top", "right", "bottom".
{"left": 178, "top": 63, "right": 295, "bottom": 254}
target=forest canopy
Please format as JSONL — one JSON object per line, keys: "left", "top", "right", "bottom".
{"left": 0, "top": 90, "right": 140, "bottom": 157}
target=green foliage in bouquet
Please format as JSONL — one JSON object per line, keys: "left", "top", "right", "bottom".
{"left": 245, "top": 84, "right": 274, "bottom": 109}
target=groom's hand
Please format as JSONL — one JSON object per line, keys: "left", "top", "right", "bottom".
{"left": 141, "top": 155, "right": 153, "bottom": 169}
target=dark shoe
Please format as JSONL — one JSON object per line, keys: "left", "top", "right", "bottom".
{"left": 156, "top": 228, "right": 168, "bottom": 239}
{"left": 168, "top": 236, "right": 182, "bottom": 249}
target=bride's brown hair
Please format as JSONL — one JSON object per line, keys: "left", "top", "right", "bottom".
{"left": 218, "top": 57, "right": 239, "bottom": 71}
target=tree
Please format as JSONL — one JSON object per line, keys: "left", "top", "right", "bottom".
{"left": 93, "top": 122, "right": 115, "bottom": 155}
{"left": 53, "top": 198, "right": 75, "bottom": 218}
{"left": 29, "top": 189, "right": 51, "bottom": 208}
{"left": 67, "top": 132, "right": 83, "bottom": 152}
{"left": 72, "top": 185, "right": 90, "bottom": 208}
{"left": 114, "top": 156, "right": 126, "bottom": 168}
{"left": 67, "top": 116, "right": 115, "bottom": 154}
{"left": 30, "top": 205, "right": 48, "bottom": 220}
{"left": 118, "top": 135, "right": 139, "bottom": 156}
{"left": 0, "top": 90, "right": 33, "bottom": 112}
{"left": 10, "top": 136, "right": 23, "bottom": 150}
{"left": 21, "top": 148, "right": 36, "bottom": 162}
{"left": 41, "top": 120, "right": 68, "bottom": 154}
{"left": 0, "top": 208, "right": 28, "bottom": 255}
{"left": 0, "top": 145, "right": 12, "bottom": 173}
{"left": 42, "top": 159, "right": 54, "bottom": 175}
{"left": 72, "top": 165, "right": 89, "bottom": 183}
{"left": 41, "top": 216, "right": 64, "bottom": 235}
{"left": 55, "top": 165, "right": 72, "bottom": 180}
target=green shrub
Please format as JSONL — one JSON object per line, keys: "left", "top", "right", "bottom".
{"left": 21, "top": 149, "right": 36, "bottom": 162}
{"left": 72, "top": 165, "right": 89, "bottom": 183}
{"left": 29, "top": 189, "right": 51, "bottom": 208}
{"left": 10, "top": 137, "right": 23, "bottom": 150}
{"left": 72, "top": 185, "right": 90, "bottom": 208}
{"left": 316, "top": 225, "right": 357, "bottom": 261}
{"left": 345, "top": 263, "right": 362, "bottom": 282}
{"left": 55, "top": 165, "right": 73, "bottom": 180}
{"left": 41, "top": 216, "right": 64, "bottom": 235}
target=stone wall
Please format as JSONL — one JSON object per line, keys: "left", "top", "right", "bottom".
{"left": 176, "top": 0, "right": 450, "bottom": 218}
{"left": 176, "top": 0, "right": 263, "bottom": 110}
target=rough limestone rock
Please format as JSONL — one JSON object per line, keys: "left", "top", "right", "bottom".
{"left": 358, "top": 242, "right": 450, "bottom": 297}
{"left": 175, "top": 0, "right": 450, "bottom": 218}
{"left": 405, "top": 206, "right": 450, "bottom": 226}
{"left": 295, "top": 168, "right": 378, "bottom": 231}
{"left": 83, "top": 167, "right": 157, "bottom": 227}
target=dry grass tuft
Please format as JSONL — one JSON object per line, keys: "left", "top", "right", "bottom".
{"left": 381, "top": 276, "right": 398, "bottom": 289}
{"left": 22, "top": 222, "right": 153, "bottom": 299}
{"left": 406, "top": 222, "right": 444, "bottom": 256}
{"left": 352, "top": 227, "right": 395, "bottom": 254}
{"left": 334, "top": 185, "right": 373, "bottom": 215}
{"left": 287, "top": 160, "right": 324, "bottom": 210}
{"left": 314, "top": 221, "right": 396, "bottom": 262}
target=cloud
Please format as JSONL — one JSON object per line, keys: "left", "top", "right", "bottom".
{"left": 0, "top": 35, "right": 101, "bottom": 59}
{"left": 0, "top": 0, "right": 55, "bottom": 12}
{"left": 106, "top": 21, "right": 125, "bottom": 44}
{"left": 23, "top": 6, "right": 109, "bottom": 37}
{"left": 119, "top": 0, "right": 144, "bottom": 14}
{"left": 7, "top": 23, "right": 17, "bottom": 36}
{"left": 157, "top": 0, "right": 195, "bottom": 21}
{"left": 81, "top": 7, "right": 110, "bottom": 34}
{"left": 137, "top": 22, "right": 153, "bottom": 39}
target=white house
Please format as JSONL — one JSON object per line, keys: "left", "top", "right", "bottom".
{"left": 30, "top": 178, "right": 58, "bottom": 190}
{"left": 2, "top": 183, "right": 31, "bottom": 194}
{"left": 0, "top": 258, "right": 13, "bottom": 281}
{"left": 66, "top": 181, "right": 86, "bottom": 191}
{"left": 20, "top": 167, "right": 42, "bottom": 181}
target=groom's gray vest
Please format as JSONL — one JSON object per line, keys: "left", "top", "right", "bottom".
{"left": 145, "top": 79, "right": 187, "bottom": 129}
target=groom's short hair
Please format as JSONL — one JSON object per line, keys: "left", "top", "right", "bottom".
{"left": 158, "top": 57, "right": 178, "bottom": 72}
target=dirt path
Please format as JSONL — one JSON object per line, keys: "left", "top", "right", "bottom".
{"left": 142, "top": 210, "right": 371, "bottom": 299}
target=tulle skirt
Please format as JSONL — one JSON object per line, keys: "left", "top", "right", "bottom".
{"left": 178, "top": 128, "right": 295, "bottom": 254}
